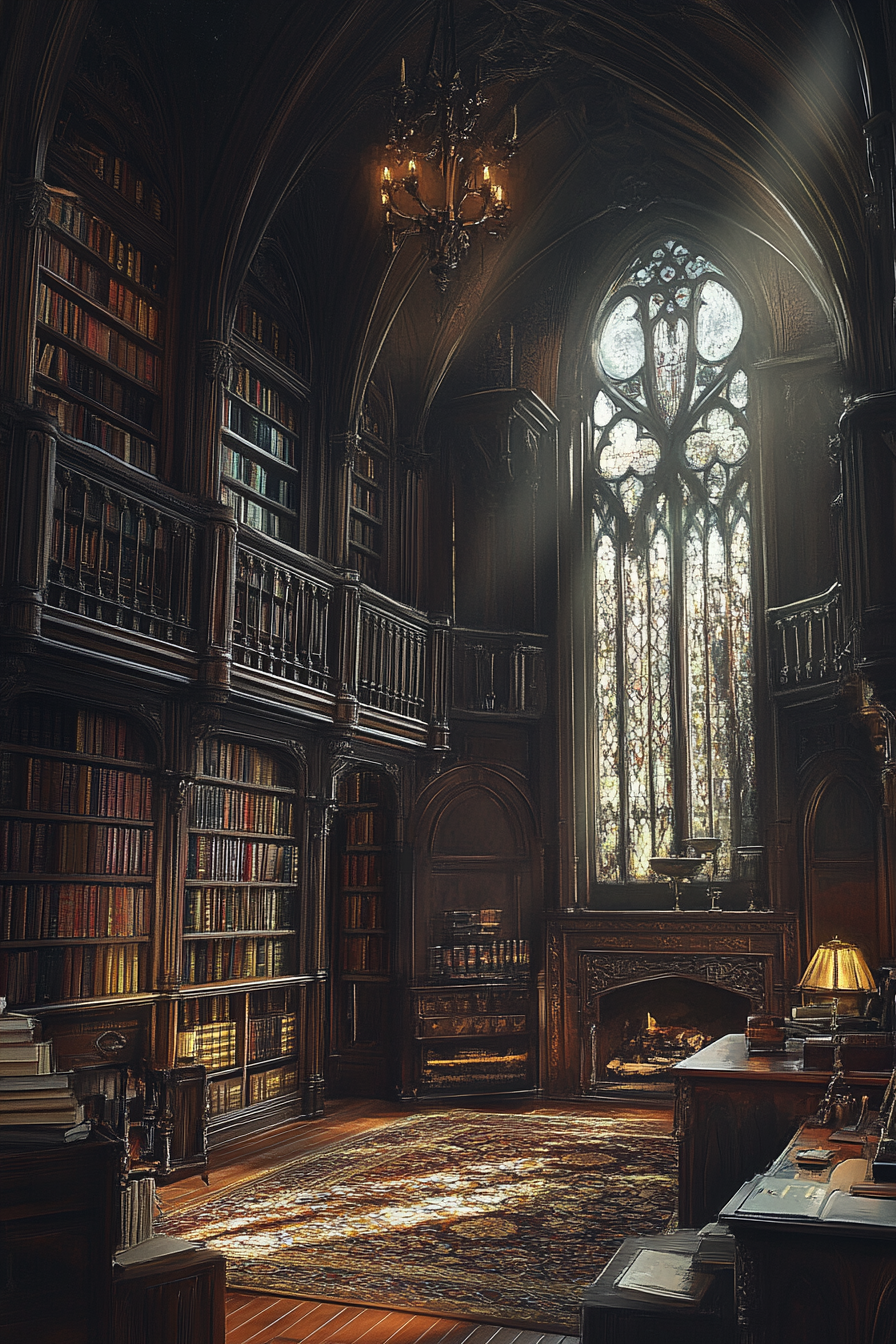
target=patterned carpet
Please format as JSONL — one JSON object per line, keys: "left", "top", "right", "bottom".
{"left": 160, "top": 1110, "right": 677, "bottom": 1333}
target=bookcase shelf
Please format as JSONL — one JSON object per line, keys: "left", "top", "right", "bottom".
{"left": 35, "top": 170, "right": 170, "bottom": 477}
{"left": 329, "top": 772, "right": 396, "bottom": 1095}
{"left": 348, "top": 438, "right": 387, "bottom": 585}
{"left": 220, "top": 323, "right": 307, "bottom": 546}
{"left": 0, "top": 699, "right": 156, "bottom": 1008}
{"left": 177, "top": 740, "right": 303, "bottom": 1126}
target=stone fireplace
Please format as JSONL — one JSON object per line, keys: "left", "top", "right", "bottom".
{"left": 544, "top": 910, "right": 797, "bottom": 1098}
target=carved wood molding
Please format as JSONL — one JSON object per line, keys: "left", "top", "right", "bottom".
{"left": 580, "top": 951, "right": 767, "bottom": 1010}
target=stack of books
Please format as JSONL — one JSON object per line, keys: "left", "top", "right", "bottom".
{"left": 0, "top": 1010, "right": 86, "bottom": 1139}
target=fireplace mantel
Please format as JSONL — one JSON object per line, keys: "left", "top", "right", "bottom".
{"left": 544, "top": 909, "right": 797, "bottom": 1098}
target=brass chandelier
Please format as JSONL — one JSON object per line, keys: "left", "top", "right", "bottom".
{"left": 381, "top": 0, "right": 515, "bottom": 289}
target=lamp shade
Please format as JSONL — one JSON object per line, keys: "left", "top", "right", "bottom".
{"left": 798, "top": 937, "right": 876, "bottom": 993}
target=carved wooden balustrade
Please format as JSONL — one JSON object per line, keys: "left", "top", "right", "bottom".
{"left": 358, "top": 595, "right": 428, "bottom": 721}
{"left": 452, "top": 629, "right": 547, "bottom": 716}
{"left": 768, "top": 582, "right": 845, "bottom": 690}
{"left": 40, "top": 458, "right": 548, "bottom": 740}
{"left": 232, "top": 544, "right": 331, "bottom": 690}
{"left": 47, "top": 462, "right": 197, "bottom": 647}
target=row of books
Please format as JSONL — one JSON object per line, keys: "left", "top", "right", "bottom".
{"left": 2, "top": 754, "right": 153, "bottom": 819}
{"left": 201, "top": 739, "right": 291, "bottom": 787}
{"left": 36, "top": 343, "right": 156, "bottom": 431}
{"left": 249, "top": 1063, "right": 297, "bottom": 1103}
{"left": 190, "top": 784, "right": 294, "bottom": 834}
{"left": 208, "top": 1076, "right": 243, "bottom": 1115}
{"left": 7, "top": 704, "right": 143, "bottom": 760}
{"left": 48, "top": 192, "right": 165, "bottom": 293}
{"left": 0, "top": 819, "right": 154, "bottom": 875}
{"left": 38, "top": 285, "right": 161, "bottom": 388}
{"left": 0, "top": 1015, "right": 85, "bottom": 1128}
{"left": 224, "top": 395, "right": 296, "bottom": 463}
{"left": 176, "top": 1020, "right": 237, "bottom": 1069}
{"left": 184, "top": 885, "right": 292, "bottom": 933}
{"left": 343, "top": 810, "right": 381, "bottom": 845}
{"left": 179, "top": 995, "right": 236, "bottom": 1027}
{"left": 342, "top": 892, "right": 385, "bottom": 930}
{"left": 0, "top": 882, "right": 150, "bottom": 941}
{"left": 340, "top": 852, "right": 383, "bottom": 887}
{"left": 350, "top": 478, "right": 383, "bottom": 519}
{"left": 354, "top": 448, "right": 380, "bottom": 482}
{"left": 183, "top": 936, "right": 292, "bottom": 984}
{"left": 0, "top": 942, "right": 143, "bottom": 1002}
{"left": 118, "top": 1176, "right": 157, "bottom": 1250}
{"left": 340, "top": 775, "right": 381, "bottom": 806}
{"left": 341, "top": 933, "right": 387, "bottom": 973}
{"left": 349, "top": 516, "right": 381, "bottom": 553}
{"left": 223, "top": 447, "right": 296, "bottom": 505}
{"left": 186, "top": 834, "right": 298, "bottom": 882}
{"left": 235, "top": 299, "right": 298, "bottom": 370}
{"left": 36, "top": 391, "right": 157, "bottom": 474}
{"left": 427, "top": 939, "right": 531, "bottom": 977}
{"left": 230, "top": 365, "right": 299, "bottom": 431}
{"left": 68, "top": 132, "right": 166, "bottom": 223}
{"left": 222, "top": 485, "right": 285, "bottom": 539}
{"left": 248, "top": 1011, "right": 297, "bottom": 1062}
{"left": 42, "top": 236, "right": 162, "bottom": 340}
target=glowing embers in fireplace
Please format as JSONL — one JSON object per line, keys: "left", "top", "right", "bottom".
{"left": 605, "top": 1012, "right": 711, "bottom": 1079}
{"left": 586, "top": 975, "right": 750, "bottom": 1096}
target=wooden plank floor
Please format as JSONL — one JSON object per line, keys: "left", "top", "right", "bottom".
{"left": 159, "top": 1097, "right": 673, "bottom": 1344}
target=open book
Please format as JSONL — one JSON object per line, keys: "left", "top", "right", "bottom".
{"left": 615, "top": 1249, "right": 714, "bottom": 1306}
{"left": 736, "top": 1176, "right": 896, "bottom": 1227}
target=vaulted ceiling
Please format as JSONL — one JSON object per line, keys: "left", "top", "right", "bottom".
{"left": 2, "top": 1, "right": 892, "bottom": 443}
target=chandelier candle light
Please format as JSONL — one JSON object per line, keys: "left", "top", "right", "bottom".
{"left": 381, "top": 0, "right": 515, "bottom": 288}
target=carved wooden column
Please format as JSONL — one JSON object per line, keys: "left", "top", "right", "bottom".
{"left": 427, "top": 612, "right": 452, "bottom": 753}
{"left": 303, "top": 792, "right": 335, "bottom": 1117}
{"left": 397, "top": 441, "right": 431, "bottom": 609}
{"left": 330, "top": 431, "right": 359, "bottom": 570}
{"left": 0, "top": 178, "right": 49, "bottom": 403}
{"left": 334, "top": 572, "right": 361, "bottom": 727}
{"left": 196, "top": 341, "right": 238, "bottom": 694}
{"left": 0, "top": 404, "right": 56, "bottom": 640}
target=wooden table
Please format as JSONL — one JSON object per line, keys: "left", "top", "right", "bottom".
{"left": 721, "top": 1121, "right": 896, "bottom": 1343}
{"left": 673, "top": 1033, "right": 888, "bottom": 1227}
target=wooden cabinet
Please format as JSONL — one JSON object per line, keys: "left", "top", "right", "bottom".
{"left": 409, "top": 983, "right": 534, "bottom": 1100}
{"left": 0, "top": 1134, "right": 118, "bottom": 1344}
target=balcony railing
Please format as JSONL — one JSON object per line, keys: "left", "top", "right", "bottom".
{"left": 453, "top": 631, "right": 547, "bottom": 716}
{"left": 358, "top": 598, "right": 427, "bottom": 720}
{"left": 768, "top": 582, "right": 844, "bottom": 688}
{"left": 47, "top": 467, "right": 197, "bottom": 646}
{"left": 233, "top": 546, "right": 331, "bottom": 690}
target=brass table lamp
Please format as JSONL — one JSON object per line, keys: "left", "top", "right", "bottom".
{"left": 797, "top": 936, "right": 876, "bottom": 1020}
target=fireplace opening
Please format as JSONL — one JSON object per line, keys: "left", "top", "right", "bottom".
{"left": 585, "top": 974, "right": 751, "bottom": 1099}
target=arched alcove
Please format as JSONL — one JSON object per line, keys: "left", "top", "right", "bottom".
{"left": 802, "top": 768, "right": 884, "bottom": 971}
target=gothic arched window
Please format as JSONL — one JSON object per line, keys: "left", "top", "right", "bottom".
{"left": 590, "top": 238, "right": 756, "bottom": 881}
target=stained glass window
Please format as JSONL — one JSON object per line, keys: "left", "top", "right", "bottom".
{"left": 590, "top": 239, "right": 756, "bottom": 880}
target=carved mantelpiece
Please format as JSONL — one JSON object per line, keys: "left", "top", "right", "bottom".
{"left": 544, "top": 909, "right": 797, "bottom": 1098}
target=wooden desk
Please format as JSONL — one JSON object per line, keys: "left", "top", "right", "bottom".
{"left": 673, "top": 1034, "right": 887, "bottom": 1227}
{"left": 113, "top": 1246, "right": 225, "bottom": 1344}
{"left": 722, "top": 1123, "right": 896, "bottom": 1343}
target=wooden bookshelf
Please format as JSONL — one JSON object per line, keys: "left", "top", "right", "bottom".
{"left": 34, "top": 148, "right": 169, "bottom": 476}
{"left": 178, "top": 738, "right": 302, "bottom": 1127}
{"left": 349, "top": 436, "right": 388, "bottom": 585}
{"left": 221, "top": 288, "right": 307, "bottom": 546}
{"left": 330, "top": 771, "right": 394, "bottom": 1096}
{"left": 0, "top": 698, "right": 155, "bottom": 1007}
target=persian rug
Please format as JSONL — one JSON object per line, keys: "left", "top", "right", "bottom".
{"left": 160, "top": 1110, "right": 677, "bottom": 1333}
